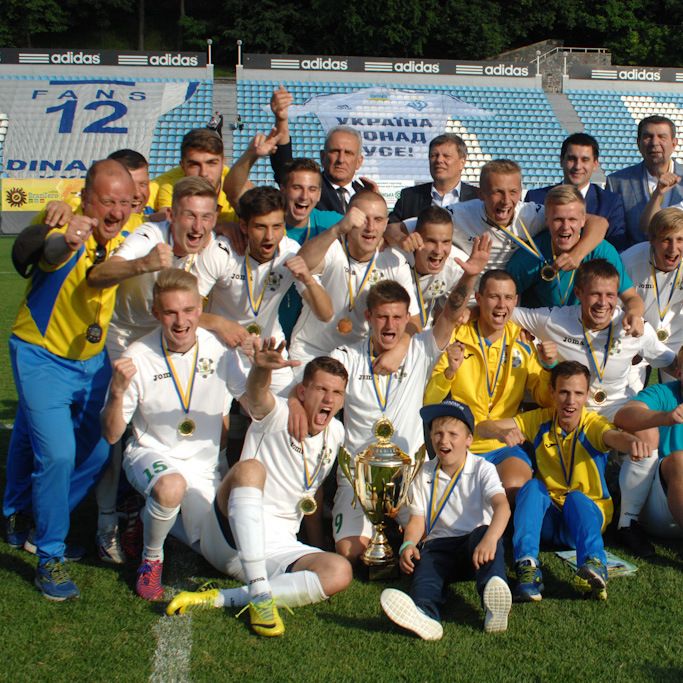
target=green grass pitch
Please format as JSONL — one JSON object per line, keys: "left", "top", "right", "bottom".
{"left": 0, "top": 236, "right": 682, "bottom": 682}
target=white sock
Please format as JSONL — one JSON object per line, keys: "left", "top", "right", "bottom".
{"left": 96, "top": 442, "right": 122, "bottom": 532}
{"left": 142, "top": 497, "right": 180, "bottom": 561}
{"left": 216, "top": 571, "right": 327, "bottom": 609}
{"left": 618, "top": 452, "right": 659, "bottom": 528}
{"left": 228, "top": 486, "right": 270, "bottom": 599}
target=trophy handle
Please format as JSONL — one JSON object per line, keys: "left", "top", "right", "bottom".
{"left": 337, "top": 446, "right": 359, "bottom": 508}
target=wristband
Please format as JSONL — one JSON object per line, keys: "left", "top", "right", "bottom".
{"left": 539, "top": 358, "right": 558, "bottom": 370}
{"left": 399, "top": 540, "right": 415, "bottom": 555}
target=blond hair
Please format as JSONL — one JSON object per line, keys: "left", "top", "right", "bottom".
{"left": 648, "top": 207, "right": 683, "bottom": 241}
{"left": 479, "top": 159, "right": 522, "bottom": 190}
{"left": 544, "top": 184, "right": 585, "bottom": 210}
{"left": 172, "top": 176, "right": 217, "bottom": 208}
{"left": 152, "top": 268, "right": 200, "bottom": 307}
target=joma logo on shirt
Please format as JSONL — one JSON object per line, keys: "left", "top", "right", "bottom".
{"left": 562, "top": 337, "right": 583, "bottom": 346}
{"left": 153, "top": 372, "right": 171, "bottom": 381}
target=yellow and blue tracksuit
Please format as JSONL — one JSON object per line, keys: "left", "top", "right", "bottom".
{"left": 4, "top": 227, "right": 123, "bottom": 563}
{"left": 512, "top": 407, "right": 614, "bottom": 566}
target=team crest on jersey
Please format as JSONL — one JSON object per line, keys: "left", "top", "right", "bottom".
{"left": 267, "top": 272, "right": 284, "bottom": 291}
{"left": 369, "top": 270, "right": 383, "bottom": 285}
{"left": 609, "top": 337, "right": 623, "bottom": 355}
{"left": 395, "top": 366, "right": 409, "bottom": 383}
{"left": 510, "top": 347, "right": 523, "bottom": 368}
{"left": 426, "top": 279, "right": 447, "bottom": 298}
{"left": 196, "top": 357, "right": 215, "bottom": 377}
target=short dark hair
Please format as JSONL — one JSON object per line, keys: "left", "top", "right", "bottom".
{"left": 366, "top": 280, "right": 410, "bottom": 312}
{"left": 638, "top": 115, "right": 676, "bottom": 140}
{"left": 415, "top": 205, "right": 453, "bottom": 233}
{"left": 107, "top": 149, "right": 149, "bottom": 171}
{"left": 282, "top": 158, "right": 322, "bottom": 186}
{"left": 429, "top": 133, "right": 467, "bottom": 159}
{"left": 560, "top": 133, "right": 600, "bottom": 160}
{"left": 238, "top": 186, "right": 285, "bottom": 223}
{"left": 574, "top": 259, "right": 620, "bottom": 291}
{"left": 478, "top": 269, "right": 516, "bottom": 294}
{"left": 550, "top": 360, "right": 590, "bottom": 389}
{"left": 303, "top": 356, "right": 348, "bottom": 386}
{"left": 181, "top": 128, "right": 224, "bottom": 158}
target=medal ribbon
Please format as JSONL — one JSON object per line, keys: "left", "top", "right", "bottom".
{"left": 301, "top": 428, "right": 328, "bottom": 492}
{"left": 550, "top": 245, "right": 575, "bottom": 305}
{"left": 343, "top": 238, "right": 377, "bottom": 312}
{"left": 476, "top": 323, "right": 507, "bottom": 402}
{"left": 651, "top": 256, "right": 682, "bottom": 323}
{"left": 484, "top": 215, "right": 544, "bottom": 264}
{"left": 411, "top": 266, "right": 435, "bottom": 328}
{"left": 552, "top": 417, "right": 580, "bottom": 488}
{"left": 426, "top": 461, "right": 466, "bottom": 534}
{"left": 368, "top": 338, "right": 393, "bottom": 413}
{"left": 160, "top": 333, "right": 198, "bottom": 416}
{"left": 243, "top": 249, "right": 276, "bottom": 317}
{"left": 167, "top": 229, "right": 197, "bottom": 272}
{"left": 580, "top": 320, "right": 613, "bottom": 384}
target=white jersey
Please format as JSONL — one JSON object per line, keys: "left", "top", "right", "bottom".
{"left": 107, "top": 221, "right": 205, "bottom": 358}
{"left": 621, "top": 242, "right": 683, "bottom": 353}
{"left": 330, "top": 330, "right": 444, "bottom": 457}
{"left": 405, "top": 199, "right": 545, "bottom": 272}
{"left": 407, "top": 453, "right": 504, "bottom": 541}
{"left": 289, "top": 240, "right": 418, "bottom": 362}
{"left": 120, "top": 327, "right": 247, "bottom": 472}
{"left": 512, "top": 305, "right": 674, "bottom": 419}
{"left": 406, "top": 244, "right": 467, "bottom": 329}
{"left": 196, "top": 235, "right": 303, "bottom": 344}
{"left": 240, "top": 397, "right": 345, "bottom": 536}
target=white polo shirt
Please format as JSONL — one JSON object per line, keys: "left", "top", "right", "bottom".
{"left": 407, "top": 453, "right": 504, "bottom": 541}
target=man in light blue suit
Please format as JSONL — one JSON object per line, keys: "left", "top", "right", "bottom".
{"left": 526, "top": 133, "right": 627, "bottom": 252}
{"left": 606, "top": 115, "right": 683, "bottom": 248}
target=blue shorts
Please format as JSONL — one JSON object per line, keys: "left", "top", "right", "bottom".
{"left": 477, "top": 444, "right": 532, "bottom": 468}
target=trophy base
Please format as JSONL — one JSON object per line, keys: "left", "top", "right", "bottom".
{"left": 360, "top": 523, "right": 395, "bottom": 567}
{"left": 368, "top": 563, "right": 400, "bottom": 581}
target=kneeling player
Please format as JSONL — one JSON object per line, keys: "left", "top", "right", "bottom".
{"left": 167, "top": 344, "right": 352, "bottom": 637}
{"left": 101, "top": 269, "right": 248, "bottom": 600}
{"left": 478, "top": 361, "right": 648, "bottom": 601}
{"left": 381, "top": 399, "right": 512, "bottom": 641}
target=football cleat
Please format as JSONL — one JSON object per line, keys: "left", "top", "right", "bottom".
{"left": 574, "top": 558, "right": 608, "bottom": 601}
{"left": 166, "top": 586, "right": 220, "bottom": 616}
{"left": 237, "top": 597, "right": 285, "bottom": 637}
{"left": 380, "top": 588, "right": 443, "bottom": 641}
{"left": 514, "top": 559, "right": 544, "bottom": 602}
{"left": 483, "top": 576, "right": 512, "bottom": 633}
{"left": 35, "top": 559, "right": 80, "bottom": 601}
{"left": 96, "top": 527, "right": 126, "bottom": 565}
{"left": 136, "top": 559, "right": 164, "bottom": 601}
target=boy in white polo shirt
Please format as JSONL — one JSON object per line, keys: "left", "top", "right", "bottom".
{"left": 380, "top": 399, "right": 511, "bottom": 641}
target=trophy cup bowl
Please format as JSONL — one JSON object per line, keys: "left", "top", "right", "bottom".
{"left": 338, "top": 418, "right": 426, "bottom": 567}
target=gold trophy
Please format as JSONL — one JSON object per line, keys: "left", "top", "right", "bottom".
{"left": 338, "top": 418, "right": 426, "bottom": 568}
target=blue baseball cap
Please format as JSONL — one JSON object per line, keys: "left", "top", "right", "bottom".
{"left": 420, "top": 398, "right": 475, "bottom": 435}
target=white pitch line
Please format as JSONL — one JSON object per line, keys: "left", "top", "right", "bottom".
{"left": 149, "top": 614, "right": 193, "bottom": 683}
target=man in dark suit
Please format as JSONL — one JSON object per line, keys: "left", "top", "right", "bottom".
{"left": 268, "top": 87, "right": 369, "bottom": 214}
{"left": 525, "top": 133, "right": 627, "bottom": 252}
{"left": 388, "top": 133, "right": 478, "bottom": 223}
{"left": 607, "top": 115, "right": 683, "bottom": 247}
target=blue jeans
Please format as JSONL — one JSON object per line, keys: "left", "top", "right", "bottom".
{"left": 4, "top": 337, "right": 112, "bottom": 562}
{"left": 513, "top": 478, "right": 606, "bottom": 566}
{"left": 410, "top": 526, "right": 507, "bottom": 621}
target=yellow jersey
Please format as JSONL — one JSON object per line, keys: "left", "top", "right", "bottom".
{"left": 513, "top": 407, "right": 614, "bottom": 528}
{"left": 12, "top": 226, "right": 125, "bottom": 360}
{"left": 424, "top": 320, "right": 552, "bottom": 453}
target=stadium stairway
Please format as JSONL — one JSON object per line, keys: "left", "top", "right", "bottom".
{"left": 214, "top": 77, "right": 238, "bottom": 163}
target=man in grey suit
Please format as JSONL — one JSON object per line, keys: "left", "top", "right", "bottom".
{"left": 607, "top": 115, "right": 683, "bottom": 247}
{"left": 388, "top": 134, "right": 478, "bottom": 223}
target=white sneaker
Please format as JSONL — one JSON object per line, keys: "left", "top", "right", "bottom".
{"left": 96, "top": 527, "right": 126, "bottom": 565}
{"left": 483, "top": 576, "right": 512, "bottom": 633}
{"left": 380, "top": 588, "right": 443, "bottom": 641}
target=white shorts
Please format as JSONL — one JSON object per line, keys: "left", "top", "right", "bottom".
{"left": 123, "top": 449, "right": 219, "bottom": 545}
{"left": 199, "top": 503, "right": 321, "bottom": 580}
{"left": 641, "top": 460, "right": 683, "bottom": 539}
{"left": 332, "top": 475, "right": 409, "bottom": 543}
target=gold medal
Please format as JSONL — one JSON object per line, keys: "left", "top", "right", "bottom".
{"left": 337, "top": 317, "right": 353, "bottom": 335}
{"left": 540, "top": 264, "right": 556, "bottom": 282}
{"left": 593, "top": 390, "right": 607, "bottom": 405}
{"left": 178, "top": 418, "right": 196, "bottom": 437}
{"left": 246, "top": 323, "right": 262, "bottom": 335}
{"left": 298, "top": 496, "right": 318, "bottom": 516}
{"left": 657, "top": 328, "right": 670, "bottom": 342}
{"left": 373, "top": 417, "right": 395, "bottom": 441}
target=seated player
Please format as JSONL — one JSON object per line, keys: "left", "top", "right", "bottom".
{"left": 425, "top": 270, "right": 555, "bottom": 501}
{"left": 166, "top": 346, "right": 351, "bottom": 637}
{"left": 153, "top": 128, "right": 239, "bottom": 225}
{"left": 478, "top": 361, "right": 647, "bottom": 601}
{"left": 507, "top": 185, "right": 643, "bottom": 317}
{"left": 380, "top": 399, "right": 511, "bottom": 641}
{"left": 101, "top": 269, "right": 248, "bottom": 600}
{"left": 290, "top": 190, "right": 418, "bottom": 371}
{"left": 387, "top": 158, "right": 608, "bottom": 275}
{"left": 615, "top": 345, "right": 683, "bottom": 540}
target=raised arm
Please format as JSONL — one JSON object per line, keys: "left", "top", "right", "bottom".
{"left": 639, "top": 172, "right": 681, "bottom": 236}
{"left": 614, "top": 399, "right": 683, "bottom": 432}
{"left": 603, "top": 428, "right": 651, "bottom": 461}
{"left": 101, "top": 358, "right": 137, "bottom": 444}
{"left": 87, "top": 243, "right": 173, "bottom": 289}
{"left": 476, "top": 417, "right": 526, "bottom": 446}
{"left": 43, "top": 216, "right": 97, "bottom": 267}
{"left": 297, "top": 207, "right": 364, "bottom": 271}
{"left": 555, "top": 213, "right": 608, "bottom": 271}
{"left": 286, "top": 255, "right": 334, "bottom": 322}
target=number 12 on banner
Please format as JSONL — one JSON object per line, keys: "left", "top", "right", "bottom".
{"left": 46, "top": 100, "right": 128, "bottom": 134}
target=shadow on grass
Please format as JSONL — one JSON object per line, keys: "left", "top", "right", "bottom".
{"left": 0, "top": 549, "right": 37, "bottom": 586}
{"left": 638, "top": 664, "right": 683, "bottom": 682}
{"left": 316, "top": 610, "right": 394, "bottom": 634}
{"left": 0, "top": 398, "right": 17, "bottom": 423}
